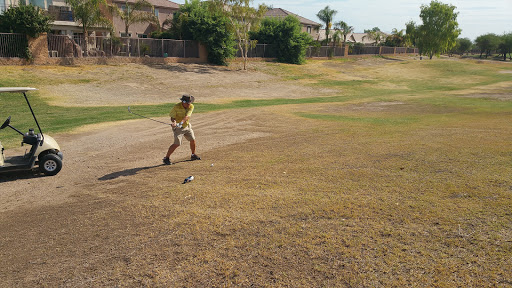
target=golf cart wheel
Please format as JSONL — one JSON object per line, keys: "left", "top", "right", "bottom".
{"left": 39, "top": 154, "right": 62, "bottom": 176}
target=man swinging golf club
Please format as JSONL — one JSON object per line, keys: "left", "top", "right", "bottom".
{"left": 163, "top": 94, "right": 201, "bottom": 165}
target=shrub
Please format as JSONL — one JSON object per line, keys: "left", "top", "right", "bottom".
{"left": 251, "top": 16, "right": 312, "bottom": 64}
{"left": 166, "top": 0, "right": 236, "bottom": 65}
{"left": 0, "top": 3, "right": 51, "bottom": 38}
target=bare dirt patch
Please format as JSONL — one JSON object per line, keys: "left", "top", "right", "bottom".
{"left": 0, "top": 110, "right": 270, "bottom": 212}
{"left": 36, "top": 63, "right": 337, "bottom": 106}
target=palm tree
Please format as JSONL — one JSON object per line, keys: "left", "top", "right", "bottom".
{"left": 111, "top": 0, "right": 158, "bottom": 36}
{"left": 331, "top": 30, "right": 343, "bottom": 47}
{"left": 389, "top": 28, "right": 405, "bottom": 47}
{"left": 335, "top": 20, "right": 353, "bottom": 46}
{"left": 110, "top": 0, "right": 158, "bottom": 56}
{"left": 65, "top": 0, "right": 113, "bottom": 56}
{"left": 316, "top": 6, "right": 337, "bottom": 45}
{"left": 363, "top": 28, "right": 383, "bottom": 46}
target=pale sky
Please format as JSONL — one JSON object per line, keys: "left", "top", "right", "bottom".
{"left": 252, "top": 0, "right": 512, "bottom": 41}
{"left": 210, "top": 0, "right": 512, "bottom": 41}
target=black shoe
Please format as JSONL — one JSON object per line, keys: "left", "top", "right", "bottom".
{"left": 191, "top": 154, "right": 201, "bottom": 161}
{"left": 163, "top": 157, "right": 172, "bottom": 165}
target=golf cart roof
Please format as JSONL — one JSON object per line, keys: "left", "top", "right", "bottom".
{"left": 0, "top": 87, "right": 37, "bottom": 93}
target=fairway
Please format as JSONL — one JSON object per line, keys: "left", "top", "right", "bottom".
{"left": 1, "top": 56, "right": 511, "bottom": 286}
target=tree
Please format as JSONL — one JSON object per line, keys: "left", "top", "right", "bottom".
{"left": 0, "top": 3, "right": 51, "bottom": 59}
{"left": 110, "top": 0, "right": 158, "bottom": 36}
{"left": 251, "top": 15, "right": 312, "bottom": 64}
{"left": 65, "top": 0, "right": 113, "bottom": 55}
{"left": 455, "top": 37, "right": 472, "bottom": 55}
{"left": 384, "top": 28, "right": 405, "bottom": 47}
{"left": 316, "top": 6, "right": 337, "bottom": 45}
{"left": 404, "top": 20, "right": 417, "bottom": 48}
{"left": 366, "top": 27, "right": 381, "bottom": 33}
{"left": 331, "top": 29, "right": 343, "bottom": 48}
{"left": 167, "top": 0, "right": 236, "bottom": 65}
{"left": 416, "top": 1, "right": 461, "bottom": 59}
{"left": 363, "top": 27, "right": 384, "bottom": 45}
{"left": 475, "top": 33, "right": 500, "bottom": 58}
{"left": 215, "top": 0, "right": 267, "bottom": 70}
{"left": 0, "top": 3, "right": 51, "bottom": 38}
{"left": 498, "top": 33, "right": 512, "bottom": 61}
{"left": 335, "top": 20, "right": 353, "bottom": 46}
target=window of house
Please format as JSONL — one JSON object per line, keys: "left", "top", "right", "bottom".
{"left": 137, "top": 34, "right": 147, "bottom": 38}
{"left": 120, "top": 32, "right": 132, "bottom": 37}
{"left": 307, "top": 26, "right": 312, "bottom": 34}
{"left": 29, "top": 0, "right": 46, "bottom": 9}
{"left": 154, "top": 8, "right": 159, "bottom": 17}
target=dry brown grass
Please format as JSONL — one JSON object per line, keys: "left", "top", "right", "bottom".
{"left": 1, "top": 57, "right": 511, "bottom": 287}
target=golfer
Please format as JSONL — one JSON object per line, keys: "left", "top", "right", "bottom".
{"left": 163, "top": 94, "right": 201, "bottom": 165}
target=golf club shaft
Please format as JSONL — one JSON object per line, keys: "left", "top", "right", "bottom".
{"left": 127, "top": 107, "right": 172, "bottom": 126}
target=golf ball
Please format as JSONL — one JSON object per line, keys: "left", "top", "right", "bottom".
{"left": 210, "top": 163, "right": 214, "bottom": 167}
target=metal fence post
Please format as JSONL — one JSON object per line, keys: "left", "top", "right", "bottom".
{"left": 184, "top": 40, "right": 186, "bottom": 58}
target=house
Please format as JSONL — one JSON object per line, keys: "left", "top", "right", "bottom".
{"left": 264, "top": 8, "right": 321, "bottom": 40}
{"left": 0, "top": 0, "right": 106, "bottom": 37}
{"left": 1, "top": 0, "right": 179, "bottom": 39}
{"left": 110, "top": 0, "right": 180, "bottom": 38}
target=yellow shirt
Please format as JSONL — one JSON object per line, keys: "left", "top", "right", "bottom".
{"left": 169, "top": 102, "right": 194, "bottom": 128}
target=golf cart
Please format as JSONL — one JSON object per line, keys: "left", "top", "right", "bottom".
{"left": 0, "top": 87, "right": 63, "bottom": 176}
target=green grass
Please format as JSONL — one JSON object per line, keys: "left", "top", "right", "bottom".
{"left": 2, "top": 58, "right": 510, "bottom": 148}
{"left": 295, "top": 112, "right": 420, "bottom": 125}
{"left": 314, "top": 79, "right": 376, "bottom": 87}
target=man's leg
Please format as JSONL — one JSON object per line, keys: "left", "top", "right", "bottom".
{"left": 189, "top": 140, "right": 196, "bottom": 155}
{"left": 166, "top": 143, "right": 180, "bottom": 159}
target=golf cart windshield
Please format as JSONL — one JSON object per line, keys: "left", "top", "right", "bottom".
{"left": 0, "top": 87, "right": 38, "bottom": 93}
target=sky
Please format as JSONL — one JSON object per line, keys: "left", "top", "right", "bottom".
{"left": 253, "top": 0, "right": 512, "bottom": 41}
{"left": 210, "top": 0, "right": 512, "bottom": 41}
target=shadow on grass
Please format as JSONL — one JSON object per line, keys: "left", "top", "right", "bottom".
{"left": 380, "top": 55, "right": 407, "bottom": 62}
{"left": 98, "top": 159, "right": 195, "bottom": 181}
{"left": 145, "top": 63, "right": 230, "bottom": 74}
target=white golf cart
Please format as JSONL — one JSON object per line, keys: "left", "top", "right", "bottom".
{"left": 0, "top": 87, "right": 63, "bottom": 176}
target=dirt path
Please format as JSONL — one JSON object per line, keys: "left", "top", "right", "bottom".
{"left": 0, "top": 109, "right": 270, "bottom": 212}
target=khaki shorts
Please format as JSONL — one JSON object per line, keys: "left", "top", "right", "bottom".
{"left": 173, "top": 124, "right": 195, "bottom": 145}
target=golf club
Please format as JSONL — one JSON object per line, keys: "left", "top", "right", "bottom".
{"left": 127, "top": 106, "right": 172, "bottom": 126}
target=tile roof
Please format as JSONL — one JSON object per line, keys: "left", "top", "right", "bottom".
{"left": 265, "top": 8, "right": 321, "bottom": 27}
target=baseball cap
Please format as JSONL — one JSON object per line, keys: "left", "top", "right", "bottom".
{"left": 180, "top": 94, "right": 195, "bottom": 103}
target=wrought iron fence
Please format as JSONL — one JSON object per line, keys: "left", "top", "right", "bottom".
{"left": 0, "top": 33, "right": 27, "bottom": 58}
{"left": 47, "top": 34, "right": 200, "bottom": 58}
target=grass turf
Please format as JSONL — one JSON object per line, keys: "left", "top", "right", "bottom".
{"left": 0, "top": 57, "right": 511, "bottom": 286}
